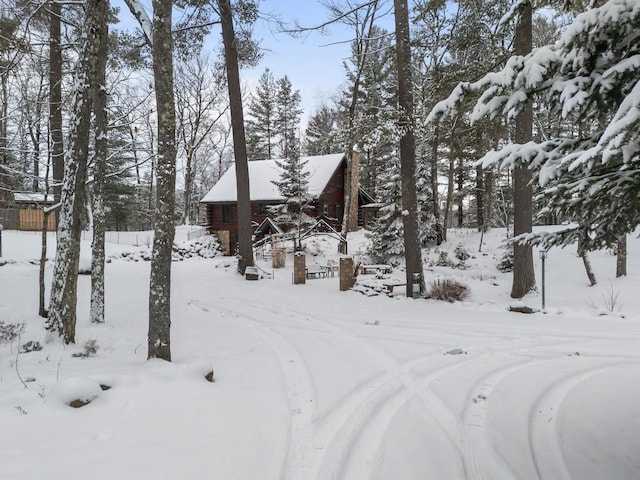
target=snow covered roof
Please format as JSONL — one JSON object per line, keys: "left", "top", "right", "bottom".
{"left": 14, "top": 192, "right": 54, "bottom": 203}
{"left": 201, "top": 153, "right": 346, "bottom": 203}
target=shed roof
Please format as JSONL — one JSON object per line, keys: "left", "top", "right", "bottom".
{"left": 201, "top": 153, "right": 345, "bottom": 203}
{"left": 14, "top": 192, "right": 54, "bottom": 203}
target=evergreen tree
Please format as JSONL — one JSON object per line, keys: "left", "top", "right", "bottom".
{"left": 272, "top": 143, "right": 310, "bottom": 220}
{"left": 429, "top": 0, "right": 640, "bottom": 251}
{"left": 304, "top": 103, "right": 340, "bottom": 155}
{"left": 245, "top": 68, "right": 277, "bottom": 159}
{"left": 275, "top": 75, "right": 303, "bottom": 159}
{"left": 366, "top": 154, "right": 405, "bottom": 262}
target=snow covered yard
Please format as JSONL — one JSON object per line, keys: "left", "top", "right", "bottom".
{"left": 1, "top": 228, "right": 639, "bottom": 480}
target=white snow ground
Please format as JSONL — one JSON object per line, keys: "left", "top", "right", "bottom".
{"left": 0, "top": 227, "right": 639, "bottom": 480}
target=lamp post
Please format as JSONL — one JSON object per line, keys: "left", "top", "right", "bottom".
{"left": 539, "top": 247, "right": 549, "bottom": 310}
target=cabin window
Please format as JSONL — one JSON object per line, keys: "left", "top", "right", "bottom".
{"left": 336, "top": 203, "right": 343, "bottom": 222}
{"left": 336, "top": 173, "right": 343, "bottom": 187}
{"left": 221, "top": 204, "right": 231, "bottom": 224}
{"left": 323, "top": 203, "right": 329, "bottom": 216}
{"left": 259, "top": 203, "right": 269, "bottom": 216}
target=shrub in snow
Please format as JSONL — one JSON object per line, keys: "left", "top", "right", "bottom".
{"left": 496, "top": 243, "right": 513, "bottom": 273}
{"left": 425, "top": 279, "right": 470, "bottom": 303}
{"left": 72, "top": 339, "right": 99, "bottom": 358}
{"left": 0, "top": 321, "right": 25, "bottom": 341}
{"left": 52, "top": 377, "right": 102, "bottom": 408}
{"left": 454, "top": 244, "right": 470, "bottom": 262}
{"left": 21, "top": 340, "right": 42, "bottom": 353}
{"left": 436, "top": 251, "right": 454, "bottom": 267}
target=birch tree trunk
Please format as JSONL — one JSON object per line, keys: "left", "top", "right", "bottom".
{"left": 47, "top": 0, "right": 107, "bottom": 343}
{"left": 217, "top": 0, "right": 254, "bottom": 274}
{"left": 148, "top": 0, "right": 176, "bottom": 361}
{"left": 90, "top": 11, "right": 109, "bottom": 324}
{"left": 394, "top": 0, "right": 425, "bottom": 297}
{"left": 511, "top": 1, "right": 535, "bottom": 298}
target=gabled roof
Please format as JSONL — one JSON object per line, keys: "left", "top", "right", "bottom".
{"left": 201, "top": 153, "right": 346, "bottom": 203}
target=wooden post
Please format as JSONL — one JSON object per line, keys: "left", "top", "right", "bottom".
{"left": 339, "top": 257, "right": 355, "bottom": 291}
{"left": 293, "top": 252, "right": 306, "bottom": 285}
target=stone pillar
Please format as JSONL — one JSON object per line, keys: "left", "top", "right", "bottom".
{"left": 339, "top": 256, "right": 354, "bottom": 291}
{"left": 293, "top": 252, "right": 306, "bottom": 285}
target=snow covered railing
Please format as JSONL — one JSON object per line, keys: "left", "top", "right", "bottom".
{"left": 82, "top": 230, "right": 154, "bottom": 246}
{"left": 187, "top": 227, "right": 208, "bottom": 241}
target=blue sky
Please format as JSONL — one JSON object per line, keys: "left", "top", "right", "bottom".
{"left": 115, "top": 0, "right": 391, "bottom": 122}
{"left": 247, "top": 0, "right": 355, "bottom": 118}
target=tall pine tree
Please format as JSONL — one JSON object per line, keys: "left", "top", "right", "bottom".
{"left": 246, "top": 68, "right": 276, "bottom": 160}
{"left": 275, "top": 75, "right": 303, "bottom": 159}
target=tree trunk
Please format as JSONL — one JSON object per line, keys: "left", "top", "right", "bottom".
{"left": 90, "top": 14, "right": 109, "bottom": 324}
{"left": 431, "top": 123, "right": 440, "bottom": 226}
{"left": 577, "top": 236, "right": 597, "bottom": 286}
{"left": 511, "top": 1, "right": 535, "bottom": 299}
{"left": 443, "top": 135, "right": 456, "bottom": 241}
{"left": 456, "top": 156, "right": 464, "bottom": 227}
{"left": 49, "top": 1, "right": 64, "bottom": 206}
{"left": 39, "top": 160, "right": 52, "bottom": 318}
{"left": 484, "top": 169, "right": 493, "bottom": 230}
{"left": 47, "top": 0, "right": 106, "bottom": 343}
{"left": 476, "top": 164, "right": 485, "bottom": 231}
{"left": 217, "top": 0, "right": 254, "bottom": 274}
{"left": 616, "top": 234, "right": 627, "bottom": 277}
{"left": 0, "top": 62, "right": 7, "bottom": 202}
{"left": 394, "top": 0, "right": 425, "bottom": 297}
{"left": 347, "top": 150, "right": 360, "bottom": 231}
{"left": 183, "top": 146, "right": 194, "bottom": 224}
{"left": 341, "top": 4, "right": 378, "bottom": 236}
{"left": 148, "top": 0, "right": 176, "bottom": 361}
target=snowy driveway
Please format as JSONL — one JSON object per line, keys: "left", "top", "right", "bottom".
{"left": 1, "top": 232, "right": 640, "bottom": 479}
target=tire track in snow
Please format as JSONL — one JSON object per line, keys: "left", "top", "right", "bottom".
{"left": 287, "top": 315, "right": 483, "bottom": 480}
{"left": 192, "top": 297, "right": 640, "bottom": 480}
{"left": 461, "top": 358, "right": 543, "bottom": 480}
{"left": 231, "top": 300, "right": 559, "bottom": 480}
{"left": 312, "top": 355, "right": 473, "bottom": 480}
{"left": 527, "top": 361, "right": 635, "bottom": 480}
{"left": 201, "top": 298, "right": 471, "bottom": 479}
{"left": 189, "top": 300, "right": 319, "bottom": 480}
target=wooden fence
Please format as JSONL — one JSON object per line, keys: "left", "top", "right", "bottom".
{"left": 19, "top": 209, "right": 56, "bottom": 231}
{"left": 0, "top": 208, "right": 56, "bottom": 231}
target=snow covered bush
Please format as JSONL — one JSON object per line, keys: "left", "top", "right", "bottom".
{"left": 425, "top": 279, "right": 470, "bottom": 303}
{"left": 0, "top": 321, "right": 25, "bottom": 342}
{"left": 436, "top": 251, "right": 455, "bottom": 267}
{"left": 114, "top": 235, "right": 223, "bottom": 262}
{"left": 497, "top": 245, "right": 514, "bottom": 273}
{"left": 72, "top": 339, "right": 99, "bottom": 358}
{"left": 454, "top": 244, "right": 470, "bottom": 262}
{"left": 21, "top": 340, "right": 42, "bottom": 353}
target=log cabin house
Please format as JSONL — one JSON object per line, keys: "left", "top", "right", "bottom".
{"left": 200, "top": 153, "right": 374, "bottom": 255}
